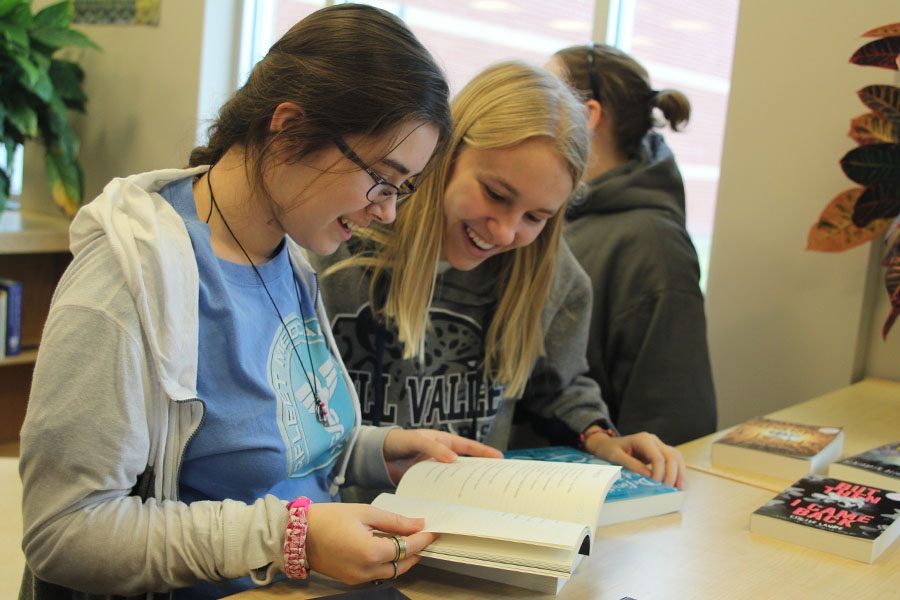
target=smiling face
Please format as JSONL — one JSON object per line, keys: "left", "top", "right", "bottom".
{"left": 266, "top": 120, "right": 440, "bottom": 256}
{"left": 441, "top": 137, "right": 574, "bottom": 271}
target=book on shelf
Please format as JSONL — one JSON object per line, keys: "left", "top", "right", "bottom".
{"left": 503, "top": 446, "right": 684, "bottom": 526}
{"left": 371, "top": 456, "right": 621, "bottom": 594}
{"left": 0, "top": 278, "right": 22, "bottom": 357}
{"left": 0, "top": 288, "right": 6, "bottom": 359}
{"left": 749, "top": 475, "right": 900, "bottom": 563}
{"left": 710, "top": 417, "right": 843, "bottom": 480}
{"left": 829, "top": 442, "right": 900, "bottom": 491}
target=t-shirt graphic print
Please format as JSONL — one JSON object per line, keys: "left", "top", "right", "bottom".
{"left": 269, "top": 310, "right": 354, "bottom": 478}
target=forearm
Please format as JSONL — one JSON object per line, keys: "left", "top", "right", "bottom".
{"left": 22, "top": 494, "right": 287, "bottom": 595}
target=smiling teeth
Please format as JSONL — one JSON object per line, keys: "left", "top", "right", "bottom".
{"left": 465, "top": 225, "right": 495, "bottom": 250}
{"left": 340, "top": 217, "right": 356, "bottom": 230}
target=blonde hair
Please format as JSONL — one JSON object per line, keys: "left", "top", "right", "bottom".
{"left": 339, "top": 61, "right": 589, "bottom": 398}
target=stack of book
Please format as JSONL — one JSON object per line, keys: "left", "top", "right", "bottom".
{"left": 749, "top": 474, "right": 900, "bottom": 563}
{"left": 708, "top": 417, "right": 900, "bottom": 562}
{"left": 828, "top": 442, "right": 900, "bottom": 491}
{"left": 711, "top": 417, "right": 844, "bottom": 480}
{"left": 0, "top": 277, "right": 22, "bottom": 359}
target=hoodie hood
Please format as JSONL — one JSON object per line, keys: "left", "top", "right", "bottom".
{"left": 568, "top": 132, "right": 686, "bottom": 226}
{"left": 69, "top": 167, "right": 207, "bottom": 402}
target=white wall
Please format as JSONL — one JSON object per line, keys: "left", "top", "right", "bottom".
{"left": 21, "top": 0, "right": 242, "bottom": 212}
{"left": 706, "top": 0, "right": 900, "bottom": 428}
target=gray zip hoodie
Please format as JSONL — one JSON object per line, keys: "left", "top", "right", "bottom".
{"left": 564, "top": 132, "right": 717, "bottom": 445}
{"left": 310, "top": 239, "right": 612, "bottom": 453}
{"left": 18, "top": 168, "right": 392, "bottom": 599}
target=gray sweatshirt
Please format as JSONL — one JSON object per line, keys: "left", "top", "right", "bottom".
{"left": 565, "top": 132, "right": 717, "bottom": 445}
{"left": 310, "top": 239, "right": 612, "bottom": 453}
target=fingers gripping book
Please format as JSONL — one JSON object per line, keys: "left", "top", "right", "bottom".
{"left": 372, "top": 457, "right": 621, "bottom": 594}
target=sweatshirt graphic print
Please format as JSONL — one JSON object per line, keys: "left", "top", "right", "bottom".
{"left": 330, "top": 303, "right": 504, "bottom": 441}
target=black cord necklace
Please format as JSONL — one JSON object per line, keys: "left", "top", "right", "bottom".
{"left": 205, "top": 167, "right": 330, "bottom": 425}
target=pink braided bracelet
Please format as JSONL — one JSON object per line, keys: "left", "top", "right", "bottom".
{"left": 283, "top": 497, "right": 312, "bottom": 579}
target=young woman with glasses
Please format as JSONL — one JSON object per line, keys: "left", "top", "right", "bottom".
{"left": 18, "top": 5, "right": 500, "bottom": 599}
{"left": 546, "top": 44, "right": 717, "bottom": 446}
{"left": 313, "top": 61, "right": 685, "bottom": 502}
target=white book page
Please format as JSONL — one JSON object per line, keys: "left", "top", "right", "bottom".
{"left": 395, "top": 457, "right": 620, "bottom": 530}
{"left": 372, "top": 492, "right": 587, "bottom": 552}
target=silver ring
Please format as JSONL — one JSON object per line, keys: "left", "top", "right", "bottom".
{"left": 397, "top": 536, "right": 408, "bottom": 560}
{"left": 391, "top": 535, "right": 402, "bottom": 562}
{"left": 391, "top": 559, "right": 399, "bottom": 580}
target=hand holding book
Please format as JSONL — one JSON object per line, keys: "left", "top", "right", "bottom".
{"left": 372, "top": 457, "right": 621, "bottom": 593}
{"left": 381, "top": 428, "right": 503, "bottom": 485}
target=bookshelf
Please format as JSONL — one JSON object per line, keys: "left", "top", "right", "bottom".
{"left": 0, "top": 207, "right": 71, "bottom": 447}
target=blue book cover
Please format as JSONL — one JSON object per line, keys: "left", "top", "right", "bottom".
{"left": 0, "top": 288, "right": 7, "bottom": 359}
{"left": 0, "top": 278, "right": 22, "bottom": 356}
{"left": 504, "top": 446, "right": 684, "bottom": 525}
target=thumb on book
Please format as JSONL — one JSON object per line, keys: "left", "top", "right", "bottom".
{"left": 366, "top": 505, "right": 428, "bottom": 535}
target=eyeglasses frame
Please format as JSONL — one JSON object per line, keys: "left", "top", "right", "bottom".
{"left": 333, "top": 137, "right": 416, "bottom": 204}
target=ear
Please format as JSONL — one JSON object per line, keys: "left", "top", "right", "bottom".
{"left": 584, "top": 99, "right": 603, "bottom": 132}
{"left": 269, "top": 101, "right": 304, "bottom": 132}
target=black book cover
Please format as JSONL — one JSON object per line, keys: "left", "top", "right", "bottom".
{"left": 838, "top": 442, "right": 900, "bottom": 478}
{"left": 753, "top": 475, "right": 900, "bottom": 540}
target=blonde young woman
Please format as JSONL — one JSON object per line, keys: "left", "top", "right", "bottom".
{"left": 313, "top": 61, "right": 685, "bottom": 488}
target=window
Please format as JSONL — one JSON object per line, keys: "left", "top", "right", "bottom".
{"left": 609, "top": 0, "right": 740, "bottom": 288}
{"left": 241, "top": 0, "right": 740, "bottom": 287}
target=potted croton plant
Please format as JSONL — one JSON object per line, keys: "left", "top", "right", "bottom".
{"left": 808, "top": 22, "right": 900, "bottom": 338}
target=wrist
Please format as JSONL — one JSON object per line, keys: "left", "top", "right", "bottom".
{"left": 284, "top": 497, "right": 313, "bottom": 579}
{"left": 579, "top": 419, "right": 618, "bottom": 450}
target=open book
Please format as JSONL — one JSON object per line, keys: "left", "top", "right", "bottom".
{"left": 371, "top": 457, "right": 621, "bottom": 594}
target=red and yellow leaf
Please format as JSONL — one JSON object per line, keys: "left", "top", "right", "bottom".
{"left": 808, "top": 188, "right": 892, "bottom": 251}
{"left": 856, "top": 85, "right": 900, "bottom": 122}
{"left": 863, "top": 23, "right": 900, "bottom": 37}
{"left": 850, "top": 36, "right": 900, "bottom": 70}
{"left": 849, "top": 112, "right": 900, "bottom": 145}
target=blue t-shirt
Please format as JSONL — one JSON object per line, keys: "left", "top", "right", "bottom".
{"left": 160, "top": 176, "right": 355, "bottom": 598}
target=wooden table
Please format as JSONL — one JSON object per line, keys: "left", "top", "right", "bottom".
{"left": 680, "top": 377, "right": 900, "bottom": 492}
{"left": 230, "top": 468, "right": 900, "bottom": 600}
{"left": 229, "top": 377, "right": 900, "bottom": 600}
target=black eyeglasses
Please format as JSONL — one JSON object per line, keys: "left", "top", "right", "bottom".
{"left": 333, "top": 137, "right": 416, "bottom": 204}
{"left": 585, "top": 43, "right": 602, "bottom": 101}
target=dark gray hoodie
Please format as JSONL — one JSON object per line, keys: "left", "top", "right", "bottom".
{"left": 564, "top": 132, "right": 717, "bottom": 445}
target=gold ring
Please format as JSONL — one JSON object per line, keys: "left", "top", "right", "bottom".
{"left": 397, "top": 536, "right": 408, "bottom": 560}
{"left": 391, "top": 535, "right": 402, "bottom": 562}
{"left": 391, "top": 559, "right": 399, "bottom": 580}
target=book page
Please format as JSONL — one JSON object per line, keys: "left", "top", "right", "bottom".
{"left": 395, "top": 457, "right": 620, "bottom": 530}
{"left": 372, "top": 492, "right": 586, "bottom": 570}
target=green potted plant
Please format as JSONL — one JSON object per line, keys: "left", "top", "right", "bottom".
{"left": 0, "top": 0, "right": 99, "bottom": 216}
{"left": 808, "top": 22, "right": 900, "bottom": 338}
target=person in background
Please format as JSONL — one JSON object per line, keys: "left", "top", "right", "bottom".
{"left": 313, "top": 61, "right": 685, "bottom": 495}
{"left": 18, "top": 5, "right": 500, "bottom": 599}
{"left": 545, "top": 44, "right": 717, "bottom": 445}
